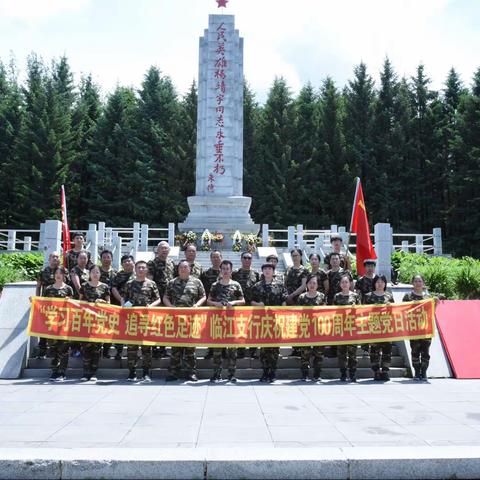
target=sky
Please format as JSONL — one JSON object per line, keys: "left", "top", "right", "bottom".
{"left": 1, "top": 0, "right": 479, "bottom": 103}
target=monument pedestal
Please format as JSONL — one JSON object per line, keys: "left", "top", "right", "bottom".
{"left": 179, "top": 196, "right": 259, "bottom": 246}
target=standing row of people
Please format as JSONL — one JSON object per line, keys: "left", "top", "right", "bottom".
{"left": 35, "top": 233, "right": 432, "bottom": 383}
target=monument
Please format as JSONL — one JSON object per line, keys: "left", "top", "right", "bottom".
{"left": 179, "top": 4, "right": 259, "bottom": 241}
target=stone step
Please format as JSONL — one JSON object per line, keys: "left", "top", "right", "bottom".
{"left": 22, "top": 367, "right": 407, "bottom": 380}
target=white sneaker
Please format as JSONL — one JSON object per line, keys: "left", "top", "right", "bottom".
{"left": 80, "top": 376, "right": 89, "bottom": 382}
{"left": 90, "top": 376, "right": 97, "bottom": 382}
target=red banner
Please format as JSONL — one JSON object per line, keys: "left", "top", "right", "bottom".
{"left": 28, "top": 297, "right": 435, "bottom": 347}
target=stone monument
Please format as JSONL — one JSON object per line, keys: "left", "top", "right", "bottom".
{"left": 179, "top": 9, "right": 259, "bottom": 241}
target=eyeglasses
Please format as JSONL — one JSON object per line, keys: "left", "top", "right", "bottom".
{"left": 291, "top": 254, "right": 300, "bottom": 257}
{"left": 242, "top": 256, "right": 252, "bottom": 260}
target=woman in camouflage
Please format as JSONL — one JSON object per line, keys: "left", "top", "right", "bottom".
{"left": 297, "top": 275, "right": 326, "bottom": 381}
{"left": 42, "top": 267, "right": 74, "bottom": 382}
{"left": 334, "top": 274, "right": 361, "bottom": 382}
{"left": 363, "top": 275, "right": 394, "bottom": 381}
{"left": 79, "top": 265, "right": 110, "bottom": 382}
{"left": 308, "top": 253, "right": 329, "bottom": 296}
{"left": 402, "top": 275, "right": 434, "bottom": 381}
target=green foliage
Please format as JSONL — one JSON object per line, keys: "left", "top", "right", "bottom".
{"left": 392, "top": 251, "right": 480, "bottom": 299}
{"left": 0, "top": 252, "right": 43, "bottom": 290}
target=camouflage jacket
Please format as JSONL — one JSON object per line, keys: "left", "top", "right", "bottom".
{"left": 70, "top": 265, "right": 89, "bottom": 298}
{"left": 355, "top": 276, "right": 375, "bottom": 302}
{"left": 80, "top": 282, "right": 110, "bottom": 303}
{"left": 43, "top": 284, "right": 74, "bottom": 299}
{"left": 175, "top": 261, "right": 203, "bottom": 280}
{"left": 209, "top": 280, "right": 244, "bottom": 304}
{"left": 99, "top": 267, "right": 117, "bottom": 289}
{"left": 232, "top": 268, "right": 260, "bottom": 305}
{"left": 334, "top": 291, "right": 361, "bottom": 306}
{"left": 402, "top": 292, "right": 431, "bottom": 302}
{"left": 147, "top": 257, "right": 175, "bottom": 297}
{"left": 37, "top": 266, "right": 56, "bottom": 292}
{"left": 284, "top": 265, "right": 308, "bottom": 295}
{"left": 165, "top": 276, "right": 206, "bottom": 307}
{"left": 327, "top": 268, "right": 353, "bottom": 302}
{"left": 112, "top": 270, "right": 135, "bottom": 297}
{"left": 200, "top": 267, "right": 221, "bottom": 296}
{"left": 251, "top": 279, "right": 288, "bottom": 306}
{"left": 65, "top": 249, "right": 93, "bottom": 272}
{"left": 324, "top": 252, "right": 350, "bottom": 271}
{"left": 297, "top": 291, "right": 326, "bottom": 306}
{"left": 124, "top": 279, "right": 160, "bottom": 307}
{"left": 363, "top": 291, "right": 394, "bottom": 305}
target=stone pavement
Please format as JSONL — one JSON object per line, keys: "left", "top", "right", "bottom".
{"left": 1, "top": 378, "right": 480, "bottom": 478}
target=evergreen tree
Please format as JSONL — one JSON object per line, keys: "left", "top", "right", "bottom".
{"left": 243, "top": 80, "right": 259, "bottom": 199}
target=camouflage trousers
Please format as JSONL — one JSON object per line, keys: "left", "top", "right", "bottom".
{"left": 169, "top": 347, "right": 196, "bottom": 377}
{"left": 38, "top": 337, "right": 48, "bottom": 356}
{"left": 49, "top": 340, "right": 69, "bottom": 375}
{"left": 338, "top": 344, "right": 357, "bottom": 372}
{"left": 127, "top": 346, "right": 152, "bottom": 372}
{"left": 213, "top": 348, "right": 237, "bottom": 374}
{"left": 82, "top": 343, "right": 101, "bottom": 376}
{"left": 260, "top": 347, "right": 280, "bottom": 371}
{"left": 410, "top": 339, "right": 431, "bottom": 371}
{"left": 300, "top": 346, "right": 325, "bottom": 371}
{"left": 369, "top": 342, "right": 392, "bottom": 371}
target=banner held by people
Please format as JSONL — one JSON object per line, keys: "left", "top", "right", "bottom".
{"left": 28, "top": 297, "right": 435, "bottom": 347}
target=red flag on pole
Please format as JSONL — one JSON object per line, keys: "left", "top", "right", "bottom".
{"left": 61, "top": 185, "right": 71, "bottom": 266}
{"left": 350, "top": 178, "right": 377, "bottom": 276}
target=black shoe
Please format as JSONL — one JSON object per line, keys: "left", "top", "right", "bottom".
{"left": 236, "top": 349, "right": 246, "bottom": 359}
{"left": 49, "top": 373, "right": 59, "bottom": 382}
{"left": 187, "top": 373, "right": 198, "bottom": 382}
{"left": 301, "top": 369, "right": 309, "bottom": 381}
{"left": 127, "top": 370, "right": 136, "bottom": 382}
{"left": 313, "top": 369, "right": 321, "bottom": 382}
{"left": 165, "top": 375, "right": 178, "bottom": 382}
{"left": 210, "top": 372, "right": 222, "bottom": 383}
{"left": 373, "top": 370, "right": 382, "bottom": 381}
{"left": 268, "top": 371, "right": 276, "bottom": 383}
{"left": 227, "top": 374, "right": 237, "bottom": 383}
{"left": 260, "top": 369, "right": 269, "bottom": 382}
{"left": 152, "top": 348, "right": 161, "bottom": 359}
{"left": 114, "top": 353, "right": 122, "bottom": 361}
{"left": 340, "top": 370, "right": 347, "bottom": 382}
{"left": 349, "top": 371, "right": 357, "bottom": 383}
{"left": 381, "top": 371, "right": 390, "bottom": 382}
{"left": 421, "top": 368, "right": 428, "bottom": 381}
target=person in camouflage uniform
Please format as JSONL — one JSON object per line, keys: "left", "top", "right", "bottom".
{"left": 70, "top": 250, "right": 90, "bottom": 299}
{"left": 364, "top": 274, "right": 394, "bottom": 381}
{"left": 79, "top": 265, "right": 110, "bottom": 381}
{"left": 42, "top": 267, "right": 74, "bottom": 381}
{"left": 163, "top": 260, "right": 206, "bottom": 382}
{"left": 233, "top": 251, "right": 261, "bottom": 359}
{"left": 297, "top": 275, "right": 326, "bottom": 381}
{"left": 308, "top": 253, "right": 329, "bottom": 296}
{"left": 124, "top": 261, "right": 161, "bottom": 382}
{"left": 65, "top": 233, "right": 92, "bottom": 272}
{"left": 35, "top": 251, "right": 60, "bottom": 358}
{"left": 207, "top": 260, "right": 245, "bottom": 382}
{"left": 354, "top": 259, "right": 376, "bottom": 357}
{"left": 324, "top": 234, "right": 352, "bottom": 271}
{"left": 111, "top": 255, "right": 135, "bottom": 360}
{"left": 176, "top": 243, "right": 203, "bottom": 279}
{"left": 147, "top": 241, "right": 176, "bottom": 359}
{"left": 334, "top": 274, "right": 361, "bottom": 382}
{"left": 98, "top": 250, "right": 117, "bottom": 358}
{"left": 251, "top": 263, "right": 288, "bottom": 382}
{"left": 200, "top": 250, "right": 222, "bottom": 361}
{"left": 403, "top": 274, "right": 434, "bottom": 381}
{"left": 264, "top": 254, "right": 284, "bottom": 284}
{"left": 326, "top": 253, "right": 353, "bottom": 305}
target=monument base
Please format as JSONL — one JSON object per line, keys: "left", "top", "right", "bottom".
{"left": 179, "top": 196, "right": 259, "bottom": 247}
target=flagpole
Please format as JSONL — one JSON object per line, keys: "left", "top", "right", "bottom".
{"left": 346, "top": 177, "right": 360, "bottom": 257}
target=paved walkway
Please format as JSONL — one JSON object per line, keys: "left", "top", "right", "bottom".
{"left": 1, "top": 378, "right": 480, "bottom": 449}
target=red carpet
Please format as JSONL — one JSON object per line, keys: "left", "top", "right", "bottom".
{"left": 435, "top": 300, "right": 480, "bottom": 379}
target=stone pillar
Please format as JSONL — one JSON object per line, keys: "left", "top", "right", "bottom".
{"left": 401, "top": 240, "right": 409, "bottom": 253}
{"left": 98, "top": 222, "right": 106, "bottom": 249}
{"left": 415, "top": 235, "right": 424, "bottom": 254}
{"left": 262, "top": 224, "right": 269, "bottom": 247}
{"left": 23, "top": 237, "right": 32, "bottom": 251}
{"left": 140, "top": 224, "right": 149, "bottom": 252}
{"left": 287, "top": 226, "right": 295, "bottom": 251}
{"left": 87, "top": 224, "right": 98, "bottom": 265}
{"left": 374, "top": 223, "right": 392, "bottom": 281}
{"left": 112, "top": 233, "right": 122, "bottom": 270}
{"left": 7, "top": 230, "right": 16, "bottom": 250}
{"left": 296, "top": 224, "right": 304, "bottom": 249}
{"left": 433, "top": 228, "right": 442, "bottom": 255}
{"left": 168, "top": 223, "right": 176, "bottom": 247}
{"left": 43, "top": 220, "right": 62, "bottom": 265}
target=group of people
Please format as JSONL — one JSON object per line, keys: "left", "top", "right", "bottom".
{"left": 35, "top": 233, "right": 432, "bottom": 384}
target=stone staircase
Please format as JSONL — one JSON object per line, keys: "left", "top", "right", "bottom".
{"left": 24, "top": 345, "right": 408, "bottom": 380}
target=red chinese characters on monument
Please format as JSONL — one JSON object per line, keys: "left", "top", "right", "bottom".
{"left": 208, "top": 22, "right": 228, "bottom": 193}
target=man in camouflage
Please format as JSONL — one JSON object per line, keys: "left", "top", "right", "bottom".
{"left": 324, "top": 234, "right": 352, "bottom": 271}
{"left": 111, "top": 255, "right": 136, "bottom": 360}
{"left": 200, "top": 250, "right": 222, "bottom": 360}
{"left": 70, "top": 250, "right": 90, "bottom": 299}
{"left": 207, "top": 260, "right": 245, "bottom": 382}
{"left": 124, "top": 260, "right": 161, "bottom": 382}
{"left": 326, "top": 253, "right": 353, "bottom": 305}
{"left": 355, "top": 259, "right": 376, "bottom": 302}
{"left": 35, "top": 251, "right": 60, "bottom": 358}
{"left": 147, "top": 241, "right": 176, "bottom": 359}
{"left": 232, "top": 251, "right": 260, "bottom": 359}
{"left": 176, "top": 243, "right": 203, "bottom": 279}
{"left": 163, "top": 260, "right": 206, "bottom": 382}
{"left": 65, "top": 233, "right": 92, "bottom": 272}
{"left": 98, "top": 250, "right": 117, "bottom": 358}
{"left": 251, "top": 263, "right": 288, "bottom": 383}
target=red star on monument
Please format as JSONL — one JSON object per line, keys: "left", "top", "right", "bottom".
{"left": 216, "top": 0, "right": 228, "bottom": 7}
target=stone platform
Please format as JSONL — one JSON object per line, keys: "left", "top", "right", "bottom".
{"left": 1, "top": 379, "right": 480, "bottom": 478}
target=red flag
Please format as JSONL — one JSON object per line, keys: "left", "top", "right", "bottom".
{"left": 61, "top": 185, "right": 71, "bottom": 266}
{"left": 350, "top": 178, "right": 377, "bottom": 276}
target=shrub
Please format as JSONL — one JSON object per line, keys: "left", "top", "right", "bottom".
{"left": 0, "top": 252, "right": 44, "bottom": 291}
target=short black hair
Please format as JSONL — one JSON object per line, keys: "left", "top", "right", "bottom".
{"left": 306, "top": 274, "right": 318, "bottom": 284}
{"left": 330, "top": 252, "right": 341, "bottom": 259}
{"left": 308, "top": 253, "right": 321, "bottom": 262}
{"left": 53, "top": 266, "right": 67, "bottom": 276}
{"left": 330, "top": 234, "right": 342, "bottom": 243}
{"left": 121, "top": 254, "right": 134, "bottom": 263}
{"left": 220, "top": 260, "right": 233, "bottom": 270}
{"left": 241, "top": 251, "right": 253, "bottom": 259}
{"left": 72, "top": 232, "right": 84, "bottom": 240}
{"left": 88, "top": 264, "right": 100, "bottom": 272}
{"left": 373, "top": 274, "right": 388, "bottom": 291}
{"left": 135, "top": 260, "right": 148, "bottom": 268}
{"left": 363, "top": 259, "right": 376, "bottom": 266}
{"left": 266, "top": 254, "right": 278, "bottom": 262}
{"left": 177, "top": 259, "right": 190, "bottom": 268}
{"left": 290, "top": 248, "right": 303, "bottom": 265}
{"left": 100, "top": 250, "right": 113, "bottom": 258}
{"left": 210, "top": 250, "right": 222, "bottom": 257}
{"left": 339, "top": 273, "right": 352, "bottom": 284}
{"left": 411, "top": 274, "right": 426, "bottom": 284}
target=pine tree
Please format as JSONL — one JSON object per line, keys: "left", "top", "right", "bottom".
{"left": 243, "top": 80, "right": 260, "bottom": 199}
